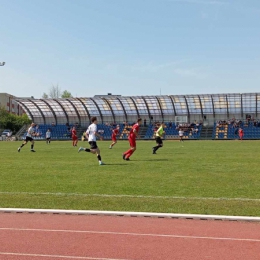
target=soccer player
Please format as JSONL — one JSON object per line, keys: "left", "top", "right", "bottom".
{"left": 46, "top": 129, "right": 51, "bottom": 144}
{"left": 238, "top": 128, "right": 244, "bottom": 140}
{"left": 179, "top": 128, "right": 184, "bottom": 142}
{"left": 109, "top": 125, "right": 120, "bottom": 149}
{"left": 78, "top": 117, "right": 104, "bottom": 165}
{"left": 18, "top": 123, "right": 36, "bottom": 152}
{"left": 123, "top": 118, "right": 142, "bottom": 161}
{"left": 152, "top": 122, "right": 166, "bottom": 154}
{"left": 71, "top": 126, "right": 78, "bottom": 147}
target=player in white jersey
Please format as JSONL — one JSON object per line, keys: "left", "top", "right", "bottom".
{"left": 18, "top": 123, "right": 36, "bottom": 152}
{"left": 78, "top": 117, "right": 104, "bottom": 165}
{"left": 179, "top": 129, "right": 184, "bottom": 142}
{"left": 46, "top": 129, "right": 51, "bottom": 144}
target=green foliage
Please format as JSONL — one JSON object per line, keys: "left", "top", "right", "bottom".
{"left": 0, "top": 107, "right": 31, "bottom": 133}
{"left": 61, "top": 90, "right": 73, "bottom": 98}
{"left": 0, "top": 140, "right": 259, "bottom": 216}
{"left": 44, "top": 85, "right": 72, "bottom": 98}
{"left": 42, "top": 92, "right": 48, "bottom": 98}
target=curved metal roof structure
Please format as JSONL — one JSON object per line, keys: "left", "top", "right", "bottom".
{"left": 15, "top": 93, "right": 260, "bottom": 125}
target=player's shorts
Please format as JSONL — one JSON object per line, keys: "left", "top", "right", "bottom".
{"left": 46, "top": 137, "right": 51, "bottom": 140}
{"left": 155, "top": 136, "right": 163, "bottom": 145}
{"left": 112, "top": 136, "right": 117, "bottom": 142}
{"left": 89, "top": 141, "right": 98, "bottom": 149}
{"left": 128, "top": 137, "right": 136, "bottom": 147}
{"left": 72, "top": 136, "right": 78, "bottom": 141}
{"left": 25, "top": 136, "right": 33, "bottom": 142}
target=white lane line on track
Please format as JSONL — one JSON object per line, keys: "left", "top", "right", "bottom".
{"left": 0, "top": 252, "right": 130, "bottom": 260}
{"left": 0, "top": 191, "right": 260, "bottom": 202}
{"left": 1, "top": 228, "right": 260, "bottom": 242}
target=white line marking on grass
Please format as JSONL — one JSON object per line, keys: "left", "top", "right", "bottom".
{"left": 1, "top": 208, "right": 260, "bottom": 222}
{"left": 1, "top": 228, "right": 260, "bottom": 242}
{"left": 0, "top": 191, "right": 260, "bottom": 202}
{"left": 0, "top": 252, "right": 130, "bottom": 260}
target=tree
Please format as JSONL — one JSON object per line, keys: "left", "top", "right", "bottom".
{"left": 0, "top": 106, "right": 31, "bottom": 133}
{"left": 49, "top": 84, "right": 61, "bottom": 98}
{"left": 61, "top": 90, "right": 73, "bottom": 98}
{"left": 42, "top": 92, "right": 48, "bottom": 99}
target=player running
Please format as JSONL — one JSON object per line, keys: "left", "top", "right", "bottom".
{"left": 71, "top": 126, "right": 78, "bottom": 147}
{"left": 152, "top": 122, "right": 166, "bottom": 154}
{"left": 179, "top": 128, "right": 184, "bottom": 142}
{"left": 18, "top": 123, "right": 36, "bottom": 152}
{"left": 109, "top": 125, "right": 120, "bottom": 149}
{"left": 46, "top": 129, "right": 51, "bottom": 144}
{"left": 238, "top": 128, "right": 244, "bottom": 140}
{"left": 122, "top": 118, "right": 142, "bottom": 161}
{"left": 78, "top": 117, "right": 105, "bottom": 165}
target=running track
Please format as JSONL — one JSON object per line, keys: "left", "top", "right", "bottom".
{"left": 0, "top": 213, "right": 260, "bottom": 260}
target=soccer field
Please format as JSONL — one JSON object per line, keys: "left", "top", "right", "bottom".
{"left": 0, "top": 140, "right": 260, "bottom": 216}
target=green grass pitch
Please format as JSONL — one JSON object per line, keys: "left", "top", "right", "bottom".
{"left": 0, "top": 139, "right": 260, "bottom": 216}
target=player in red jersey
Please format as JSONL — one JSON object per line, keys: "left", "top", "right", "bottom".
{"left": 71, "top": 126, "right": 78, "bottom": 146}
{"left": 123, "top": 118, "right": 142, "bottom": 161}
{"left": 238, "top": 128, "right": 244, "bottom": 140}
{"left": 109, "top": 125, "right": 120, "bottom": 149}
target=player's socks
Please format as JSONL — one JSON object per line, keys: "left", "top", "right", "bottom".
{"left": 125, "top": 150, "right": 134, "bottom": 159}
{"left": 31, "top": 144, "right": 34, "bottom": 150}
{"left": 20, "top": 144, "right": 25, "bottom": 148}
{"left": 124, "top": 149, "right": 132, "bottom": 155}
{"left": 78, "top": 147, "right": 86, "bottom": 153}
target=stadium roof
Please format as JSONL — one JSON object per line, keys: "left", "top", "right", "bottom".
{"left": 15, "top": 93, "right": 260, "bottom": 125}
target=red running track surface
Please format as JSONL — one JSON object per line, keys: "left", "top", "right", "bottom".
{"left": 0, "top": 213, "right": 260, "bottom": 260}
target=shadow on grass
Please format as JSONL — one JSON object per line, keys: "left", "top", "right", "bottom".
{"left": 134, "top": 159, "right": 169, "bottom": 162}
{"left": 104, "top": 163, "right": 129, "bottom": 166}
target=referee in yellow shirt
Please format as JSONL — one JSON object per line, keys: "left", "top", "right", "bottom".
{"left": 152, "top": 122, "right": 166, "bottom": 154}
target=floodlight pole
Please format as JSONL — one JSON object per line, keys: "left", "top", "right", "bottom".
{"left": 0, "top": 62, "right": 5, "bottom": 66}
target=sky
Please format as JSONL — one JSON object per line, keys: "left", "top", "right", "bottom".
{"left": 0, "top": 0, "right": 260, "bottom": 98}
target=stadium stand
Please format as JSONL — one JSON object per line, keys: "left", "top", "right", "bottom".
{"left": 213, "top": 121, "right": 260, "bottom": 140}
{"left": 22, "top": 124, "right": 72, "bottom": 140}
{"left": 144, "top": 122, "right": 202, "bottom": 140}
{"left": 14, "top": 93, "right": 260, "bottom": 140}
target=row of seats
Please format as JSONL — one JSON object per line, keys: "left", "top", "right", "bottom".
{"left": 213, "top": 123, "right": 260, "bottom": 139}
{"left": 22, "top": 123, "right": 202, "bottom": 140}
{"left": 144, "top": 123, "right": 202, "bottom": 139}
